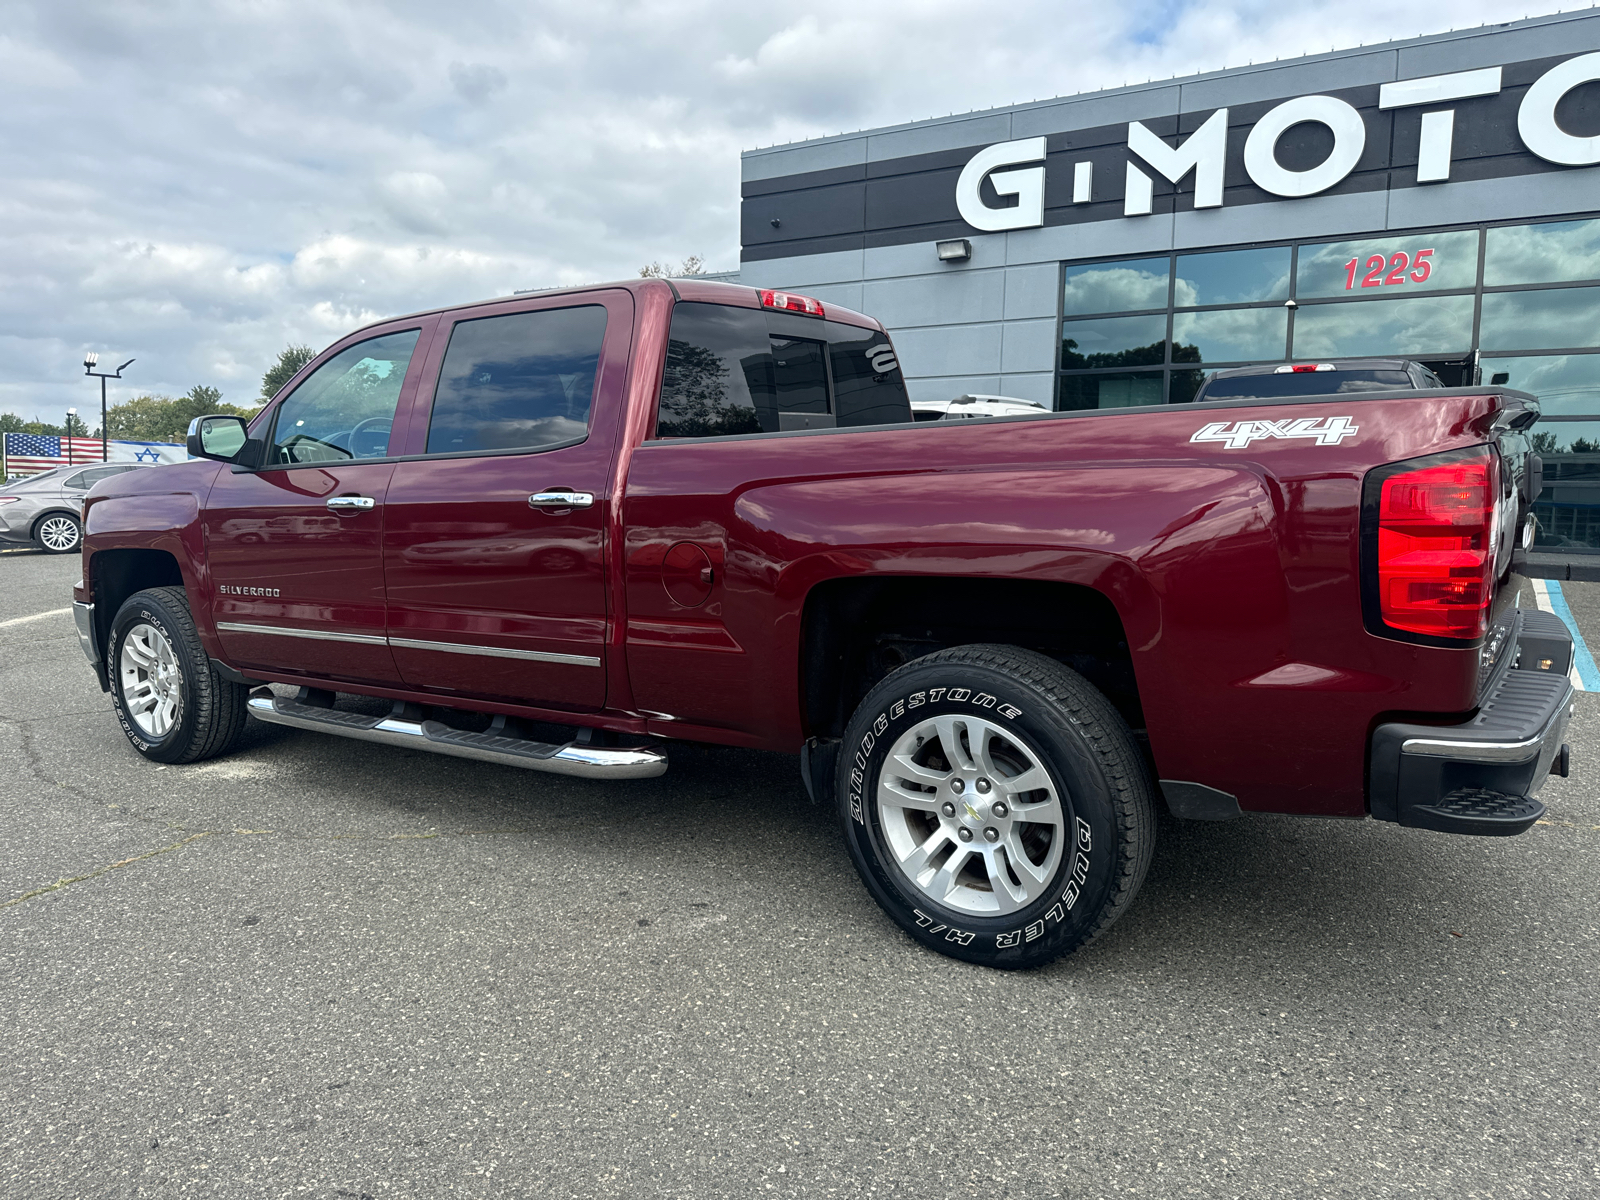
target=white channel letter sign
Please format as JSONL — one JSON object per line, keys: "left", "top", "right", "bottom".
{"left": 955, "top": 52, "right": 1600, "bottom": 229}
{"left": 954, "top": 137, "right": 1047, "bottom": 232}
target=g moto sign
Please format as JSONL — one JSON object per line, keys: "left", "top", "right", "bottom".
{"left": 955, "top": 52, "right": 1600, "bottom": 232}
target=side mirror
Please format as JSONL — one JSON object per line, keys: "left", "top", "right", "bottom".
{"left": 186, "top": 415, "right": 253, "bottom": 465}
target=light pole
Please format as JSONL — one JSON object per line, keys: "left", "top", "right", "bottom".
{"left": 66, "top": 408, "right": 76, "bottom": 465}
{"left": 82, "top": 353, "right": 135, "bottom": 464}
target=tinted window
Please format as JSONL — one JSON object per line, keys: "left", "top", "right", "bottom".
{"left": 1480, "top": 286, "right": 1600, "bottom": 352}
{"left": 1171, "top": 308, "right": 1288, "bottom": 363}
{"left": 1174, "top": 246, "right": 1290, "bottom": 306}
{"left": 1062, "top": 257, "right": 1169, "bottom": 315}
{"left": 62, "top": 470, "right": 92, "bottom": 490}
{"left": 654, "top": 302, "right": 911, "bottom": 438}
{"left": 1481, "top": 354, "right": 1600, "bottom": 416}
{"left": 1199, "top": 370, "right": 1413, "bottom": 400}
{"left": 1061, "top": 314, "right": 1167, "bottom": 369}
{"left": 1059, "top": 372, "right": 1164, "bottom": 410}
{"left": 767, "top": 337, "right": 828, "bottom": 416}
{"left": 1290, "top": 294, "right": 1473, "bottom": 358}
{"left": 829, "top": 328, "right": 909, "bottom": 427}
{"left": 427, "top": 306, "right": 606, "bottom": 455}
{"left": 1485, "top": 219, "right": 1600, "bottom": 286}
{"left": 1296, "top": 230, "right": 1478, "bottom": 297}
{"left": 656, "top": 303, "right": 771, "bottom": 437}
{"left": 272, "top": 330, "right": 420, "bottom": 465}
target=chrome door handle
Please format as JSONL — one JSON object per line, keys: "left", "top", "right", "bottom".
{"left": 326, "top": 495, "right": 376, "bottom": 513}
{"left": 528, "top": 490, "right": 595, "bottom": 510}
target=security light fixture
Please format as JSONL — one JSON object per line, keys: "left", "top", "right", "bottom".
{"left": 82, "top": 353, "right": 136, "bottom": 463}
{"left": 937, "top": 238, "right": 972, "bottom": 262}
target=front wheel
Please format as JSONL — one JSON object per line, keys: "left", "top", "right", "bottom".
{"left": 109, "top": 586, "right": 248, "bottom": 763}
{"left": 837, "top": 645, "right": 1156, "bottom": 969}
{"left": 35, "top": 513, "right": 81, "bottom": 553}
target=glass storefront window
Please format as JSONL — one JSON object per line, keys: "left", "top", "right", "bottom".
{"left": 1061, "top": 313, "right": 1168, "bottom": 368}
{"left": 1528, "top": 420, "right": 1600, "bottom": 455}
{"left": 1062, "top": 257, "right": 1169, "bottom": 316}
{"left": 1485, "top": 219, "right": 1600, "bottom": 286}
{"left": 1172, "top": 308, "right": 1288, "bottom": 364}
{"left": 1480, "top": 286, "right": 1600, "bottom": 352}
{"left": 1059, "top": 372, "right": 1164, "bottom": 410}
{"left": 1296, "top": 230, "right": 1479, "bottom": 299}
{"left": 1174, "top": 247, "right": 1290, "bottom": 306}
{"left": 1480, "top": 354, "right": 1600, "bottom": 416}
{"left": 1290, "top": 293, "right": 1474, "bottom": 358}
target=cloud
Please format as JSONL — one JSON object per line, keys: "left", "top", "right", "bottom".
{"left": 0, "top": 0, "right": 1544, "bottom": 419}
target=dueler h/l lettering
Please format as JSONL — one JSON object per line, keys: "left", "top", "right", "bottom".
{"left": 70, "top": 277, "right": 1578, "bottom": 967}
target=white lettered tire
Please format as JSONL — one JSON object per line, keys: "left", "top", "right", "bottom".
{"left": 109, "top": 587, "right": 249, "bottom": 764}
{"left": 837, "top": 644, "right": 1156, "bottom": 969}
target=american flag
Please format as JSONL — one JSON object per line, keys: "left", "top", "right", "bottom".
{"left": 2, "top": 433, "right": 107, "bottom": 476}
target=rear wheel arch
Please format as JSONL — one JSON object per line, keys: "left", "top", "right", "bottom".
{"left": 799, "top": 574, "right": 1146, "bottom": 743}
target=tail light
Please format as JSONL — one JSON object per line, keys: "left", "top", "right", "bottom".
{"left": 1369, "top": 450, "right": 1499, "bottom": 640}
{"left": 759, "top": 289, "right": 825, "bottom": 318}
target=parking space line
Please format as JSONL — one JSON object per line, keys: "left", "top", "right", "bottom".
{"left": 0, "top": 606, "right": 71, "bottom": 629}
{"left": 1531, "top": 579, "right": 1599, "bottom": 693}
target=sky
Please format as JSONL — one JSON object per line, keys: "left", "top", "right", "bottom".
{"left": 0, "top": 0, "right": 1567, "bottom": 422}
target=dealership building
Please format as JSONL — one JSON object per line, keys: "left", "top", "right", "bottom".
{"left": 735, "top": 10, "right": 1600, "bottom": 544}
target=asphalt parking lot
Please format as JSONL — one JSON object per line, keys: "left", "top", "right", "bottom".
{"left": 2, "top": 546, "right": 1598, "bottom": 1199}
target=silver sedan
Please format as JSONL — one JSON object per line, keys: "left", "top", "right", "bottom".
{"left": 0, "top": 463, "right": 148, "bottom": 553}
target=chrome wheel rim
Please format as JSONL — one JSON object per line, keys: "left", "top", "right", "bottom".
{"left": 119, "top": 623, "right": 183, "bottom": 738}
{"left": 39, "top": 517, "right": 79, "bottom": 551}
{"left": 877, "top": 714, "right": 1067, "bottom": 917}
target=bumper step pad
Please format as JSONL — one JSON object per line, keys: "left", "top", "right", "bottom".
{"left": 1406, "top": 787, "right": 1546, "bottom": 837}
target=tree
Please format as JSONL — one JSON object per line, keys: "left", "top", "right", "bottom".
{"left": 262, "top": 344, "right": 315, "bottom": 403}
{"left": 105, "top": 386, "right": 253, "bottom": 443}
{"left": 639, "top": 255, "right": 705, "bottom": 279}
{"left": 64, "top": 412, "right": 89, "bottom": 437}
{"left": 0, "top": 413, "right": 28, "bottom": 433}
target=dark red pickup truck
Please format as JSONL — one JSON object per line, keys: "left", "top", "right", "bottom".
{"left": 71, "top": 278, "right": 1577, "bottom": 968}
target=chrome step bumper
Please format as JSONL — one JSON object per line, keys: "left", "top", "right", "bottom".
{"left": 246, "top": 693, "right": 667, "bottom": 780}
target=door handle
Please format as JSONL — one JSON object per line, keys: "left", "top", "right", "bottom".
{"left": 528, "top": 490, "right": 595, "bottom": 510}
{"left": 326, "top": 495, "right": 376, "bottom": 513}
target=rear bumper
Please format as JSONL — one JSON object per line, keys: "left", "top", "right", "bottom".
{"left": 1370, "top": 608, "right": 1575, "bottom": 836}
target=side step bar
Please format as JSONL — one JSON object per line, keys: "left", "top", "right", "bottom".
{"left": 246, "top": 692, "right": 667, "bottom": 779}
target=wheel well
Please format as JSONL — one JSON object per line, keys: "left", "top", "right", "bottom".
{"left": 92, "top": 548, "right": 185, "bottom": 650}
{"left": 801, "top": 576, "right": 1143, "bottom": 741}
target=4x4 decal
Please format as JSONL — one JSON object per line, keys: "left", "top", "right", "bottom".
{"left": 1191, "top": 415, "right": 1358, "bottom": 449}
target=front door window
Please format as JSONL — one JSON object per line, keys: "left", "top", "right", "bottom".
{"left": 271, "top": 330, "right": 419, "bottom": 464}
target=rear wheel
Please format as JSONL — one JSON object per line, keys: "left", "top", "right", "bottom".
{"left": 109, "top": 587, "right": 248, "bottom": 763}
{"left": 35, "top": 513, "right": 81, "bottom": 553}
{"left": 837, "top": 644, "right": 1156, "bottom": 969}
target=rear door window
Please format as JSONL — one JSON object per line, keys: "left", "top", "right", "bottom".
{"left": 426, "top": 305, "right": 607, "bottom": 455}
{"left": 654, "top": 301, "right": 910, "bottom": 438}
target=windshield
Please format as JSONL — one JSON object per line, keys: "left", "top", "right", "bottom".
{"left": 1200, "top": 370, "right": 1414, "bottom": 400}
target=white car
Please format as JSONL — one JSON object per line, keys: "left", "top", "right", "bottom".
{"left": 910, "top": 394, "right": 1049, "bottom": 422}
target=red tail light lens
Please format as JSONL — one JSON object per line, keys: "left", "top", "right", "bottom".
{"left": 759, "top": 289, "right": 825, "bottom": 318}
{"left": 1376, "top": 456, "right": 1498, "bottom": 639}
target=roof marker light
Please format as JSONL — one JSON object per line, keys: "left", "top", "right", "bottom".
{"left": 759, "top": 289, "right": 826, "bottom": 318}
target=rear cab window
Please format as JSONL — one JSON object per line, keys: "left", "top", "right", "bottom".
{"left": 1199, "top": 369, "right": 1414, "bottom": 401}
{"left": 653, "top": 301, "right": 910, "bottom": 439}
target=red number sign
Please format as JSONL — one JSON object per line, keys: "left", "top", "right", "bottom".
{"left": 1343, "top": 248, "right": 1434, "bottom": 290}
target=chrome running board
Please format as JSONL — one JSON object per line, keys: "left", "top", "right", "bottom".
{"left": 246, "top": 693, "right": 667, "bottom": 779}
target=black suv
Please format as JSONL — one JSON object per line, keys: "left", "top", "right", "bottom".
{"left": 1193, "top": 358, "right": 1447, "bottom": 403}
